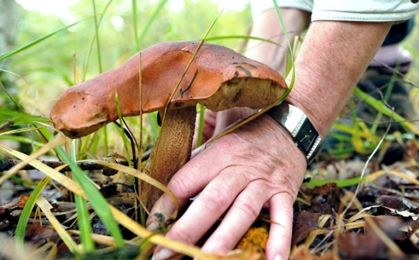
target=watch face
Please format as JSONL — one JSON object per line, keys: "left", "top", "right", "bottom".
{"left": 267, "top": 103, "right": 322, "bottom": 163}
{"left": 295, "top": 117, "right": 322, "bottom": 161}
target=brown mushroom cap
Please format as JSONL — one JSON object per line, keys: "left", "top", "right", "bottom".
{"left": 50, "top": 41, "right": 287, "bottom": 138}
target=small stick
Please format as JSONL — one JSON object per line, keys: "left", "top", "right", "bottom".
{"left": 0, "top": 147, "right": 153, "bottom": 174}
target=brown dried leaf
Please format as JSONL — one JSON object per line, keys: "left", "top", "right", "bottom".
{"left": 17, "top": 194, "right": 30, "bottom": 209}
{"left": 337, "top": 216, "right": 403, "bottom": 259}
{"left": 377, "top": 195, "right": 419, "bottom": 211}
{"left": 311, "top": 184, "right": 340, "bottom": 214}
{"left": 408, "top": 221, "right": 419, "bottom": 250}
{"left": 290, "top": 245, "right": 333, "bottom": 260}
{"left": 293, "top": 210, "right": 321, "bottom": 245}
{"left": 25, "top": 223, "right": 60, "bottom": 246}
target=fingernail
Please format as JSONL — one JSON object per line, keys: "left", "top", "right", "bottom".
{"left": 152, "top": 249, "right": 174, "bottom": 260}
{"left": 274, "top": 255, "right": 285, "bottom": 260}
{"left": 147, "top": 221, "right": 159, "bottom": 231}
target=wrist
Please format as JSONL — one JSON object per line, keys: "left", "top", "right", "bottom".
{"left": 266, "top": 102, "right": 322, "bottom": 164}
{"left": 262, "top": 114, "right": 308, "bottom": 168}
{"left": 286, "top": 89, "right": 330, "bottom": 138}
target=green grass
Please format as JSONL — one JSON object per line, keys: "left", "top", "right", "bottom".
{"left": 71, "top": 140, "right": 95, "bottom": 252}
{"left": 56, "top": 146, "right": 124, "bottom": 247}
{"left": 137, "top": 0, "right": 168, "bottom": 48}
{"left": 354, "top": 86, "right": 418, "bottom": 134}
{"left": 0, "top": 20, "right": 84, "bottom": 62}
{"left": 15, "top": 177, "right": 50, "bottom": 242}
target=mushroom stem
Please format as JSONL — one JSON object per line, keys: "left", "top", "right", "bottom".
{"left": 141, "top": 107, "right": 197, "bottom": 210}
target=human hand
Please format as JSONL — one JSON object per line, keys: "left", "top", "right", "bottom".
{"left": 148, "top": 114, "right": 307, "bottom": 260}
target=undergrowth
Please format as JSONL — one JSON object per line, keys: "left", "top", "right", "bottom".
{"left": 0, "top": 1, "right": 418, "bottom": 259}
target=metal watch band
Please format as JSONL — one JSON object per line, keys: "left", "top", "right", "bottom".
{"left": 267, "top": 102, "right": 322, "bottom": 163}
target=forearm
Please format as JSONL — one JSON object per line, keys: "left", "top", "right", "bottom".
{"left": 245, "top": 8, "right": 310, "bottom": 74}
{"left": 287, "top": 21, "right": 391, "bottom": 136}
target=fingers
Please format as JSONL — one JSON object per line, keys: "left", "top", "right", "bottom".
{"left": 164, "top": 168, "right": 249, "bottom": 245}
{"left": 201, "top": 180, "right": 269, "bottom": 253}
{"left": 266, "top": 192, "right": 294, "bottom": 260}
{"left": 148, "top": 136, "right": 238, "bottom": 227}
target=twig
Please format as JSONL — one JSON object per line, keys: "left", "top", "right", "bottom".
{"left": 0, "top": 147, "right": 153, "bottom": 174}
{"left": 0, "top": 158, "right": 124, "bottom": 172}
{"left": 342, "top": 124, "right": 391, "bottom": 216}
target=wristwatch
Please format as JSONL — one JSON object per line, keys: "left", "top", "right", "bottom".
{"left": 267, "top": 102, "right": 322, "bottom": 163}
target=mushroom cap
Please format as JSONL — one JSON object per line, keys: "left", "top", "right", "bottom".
{"left": 50, "top": 41, "right": 288, "bottom": 138}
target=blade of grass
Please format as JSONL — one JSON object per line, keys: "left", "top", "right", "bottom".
{"left": 137, "top": 0, "right": 168, "bottom": 46}
{"left": 132, "top": 0, "right": 140, "bottom": 50}
{"left": 0, "top": 144, "right": 84, "bottom": 194}
{"left": 0, "top": 81, "right": 21, "bottom": 110}
{"left": 367, "top": 169, "right": 419, "bottom": 185}
{"left": 205, "top": 35, "right": 281, "bottom": 46}
{"left": 102, "top": 127, "right": 110, "bottom": 156}
{"left": 55, "top": 146, "right": 124, "bottom": 247}
{"left": 69, "top": 230, "right": 134, "bottom": 247}
{"left": 0, "top": 109, "right": 49, "bottom": 125}
{"left": 15, "top": 177, "right": 50, "bottom": 242}
{"left": 370, "top": 73, "right": 397, "bottom": 134}
{"left": 195, "top": 104, "right": 205, "bottom": 148}
{"left": 36, "top": 197, "right": 81, "bottom": 255}
{"left": 354, "top": 86, "right": 419, "bottom": 134}
{"left": 91, "top": 0, "right": 103, "bottom": 73}
{"left": 33, "top": 241, "right": 57, "bottom": 260}
{"left": 305, "top": 176, "right": 366, "bottom": 188}
{"left": 70, "top": 141, "right": 95, "bottom": 252}
{"left": 272, "top": 0, "right": 296, "bottom": 90}
{"left": 0, "top": 20, "right": 84, "bottom": 62}
{"left": 79, "top": 132, "right": 100, "bottom": 158}
{"left": 0, "top": 134, "right": 65, "bottom": 185}
{"left": 82, "top": 0, "right": 113, "bottom": 80}
{"left": 0, "top": 127, "right": 39, "bottom": 136}
{"left": 0, "top": 135, "right": 43, "bottom": 147}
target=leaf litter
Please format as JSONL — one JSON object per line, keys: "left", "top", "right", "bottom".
{"left": 0, "top": 127, "right": 418, "bottom": 259}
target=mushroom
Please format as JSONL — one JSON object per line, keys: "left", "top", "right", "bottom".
{"left": 50, "top": 41, "right": 288, "bottom": 210}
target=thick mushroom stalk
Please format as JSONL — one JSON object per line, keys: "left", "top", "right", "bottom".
{"left": 142, "top": 107, "right": 196, "bottom": 209}
{"left": 50, "top": 41, "right": 288, "bottom": 211}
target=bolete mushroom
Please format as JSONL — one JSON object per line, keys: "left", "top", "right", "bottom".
{"left": 50, "top": 41, "right": 288, "bottom": 210}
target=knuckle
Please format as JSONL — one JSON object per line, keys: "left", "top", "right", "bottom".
{"left": 271, "top": 175, "right": 299, "bottom": 200}
{"left": 208, "top": 235, "right": 232, "bottom": 252}
{"left": 169, "top": 176, "right": 193, "bottom": 201}
{"left": 168, "top": 226, "right": 194, "bottom": 244}
{"left": 203, "top": 189, "right": 230, "bottom": 211}
{"left": 236, "top": 199, "right": 260, "bottom": 220}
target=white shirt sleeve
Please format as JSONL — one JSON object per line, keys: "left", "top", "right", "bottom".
{"left": 250, "top": 0, "right": 313, "bottom": 19}
{"left": 250, "top": 0, "right": 419, "bottom": 22}
{"left": 313, "top": 0, "right": 418, "bottom": 21}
